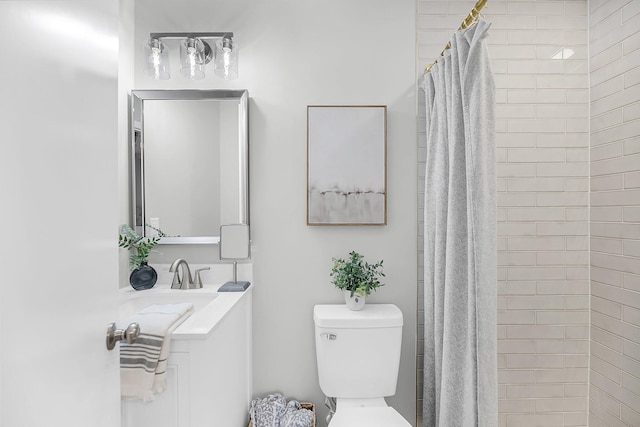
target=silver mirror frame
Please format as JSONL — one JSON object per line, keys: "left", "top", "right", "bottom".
{"left": 130, "top": 89, "right": 249, "bottom": 244}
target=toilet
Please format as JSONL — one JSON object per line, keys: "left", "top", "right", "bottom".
{"left": 313, "top": 304, "right": 411, "bottom": 427}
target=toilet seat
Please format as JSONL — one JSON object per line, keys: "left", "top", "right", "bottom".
{"left": 329, "top": 406, "right": 411, "bottom": 427}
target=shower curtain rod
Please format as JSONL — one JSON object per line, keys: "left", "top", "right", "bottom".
{"left": 424, "top": 0, "right": 488, "bottom": 73}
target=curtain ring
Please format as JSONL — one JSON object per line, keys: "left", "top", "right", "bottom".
{"left": 472, "top": 7, "right": 486, "bottom": 20}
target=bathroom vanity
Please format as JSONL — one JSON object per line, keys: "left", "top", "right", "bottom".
{"left": 120, "top": 275, "right": 252, "bottom": 427}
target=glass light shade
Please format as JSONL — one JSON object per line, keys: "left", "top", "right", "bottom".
{"left": 180, "top": 38, "right": 206, "bottom": 80}
{"left": 143, "top": 38, "right": 170, "bottom": 80}
{"left": 214, "top": 37, "right": 238, "bottom": 80}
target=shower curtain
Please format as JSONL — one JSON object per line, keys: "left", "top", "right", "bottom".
{"left": 422, "top": 20, "right": 497, "bottom": 427}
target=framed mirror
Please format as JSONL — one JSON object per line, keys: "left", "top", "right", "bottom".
{"left": 131, "top": 89, "right": 249, "bottom": 244}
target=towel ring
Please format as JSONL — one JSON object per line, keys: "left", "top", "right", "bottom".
{"left": 106, "top": 322, "right": 140, "bottom": 350}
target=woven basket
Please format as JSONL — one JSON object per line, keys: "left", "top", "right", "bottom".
{"left": 248, "top": 403, "right": 316, "bottom": 427}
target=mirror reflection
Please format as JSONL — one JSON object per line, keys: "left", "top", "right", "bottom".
{"left": 131, "top": 89, "right": 249, "bottom": 244}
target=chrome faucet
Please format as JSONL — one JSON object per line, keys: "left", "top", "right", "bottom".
{"left": 169, "top": 259, "right": 193, "bottom": 290}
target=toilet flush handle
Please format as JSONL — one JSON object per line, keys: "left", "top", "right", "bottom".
{"left": 320, "top": 332, "right": 337, "bottom": 341}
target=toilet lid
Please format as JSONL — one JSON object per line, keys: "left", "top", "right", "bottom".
{"left": 329, "top": 407, "right": 411, "bottom": 427}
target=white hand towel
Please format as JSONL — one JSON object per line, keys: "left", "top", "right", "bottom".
{"left": 120, "top": 303, "right": 194, "bottom": 401}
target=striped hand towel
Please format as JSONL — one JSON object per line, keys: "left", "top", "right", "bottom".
{"left": 120, "top": 303, "right": 194, "bottom": 401}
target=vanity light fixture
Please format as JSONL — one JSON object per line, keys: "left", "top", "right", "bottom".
{"left": 180, "top": 37, "right": 208, "bottom": 80}
{"left": 143, "top": 37, "right": 170, "bottom": 80}
{"left": 144, "top": 32, "right": 238, "bottom": 81}
{"left": 214, "top": 36, "right": 238, "bottom": 80}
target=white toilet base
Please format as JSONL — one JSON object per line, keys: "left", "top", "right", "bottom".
{"left": 329, "top": 398, "right": 411, "bottom": 427}
{"left": 329, "top": 406, "right": 411, "bottom": 427}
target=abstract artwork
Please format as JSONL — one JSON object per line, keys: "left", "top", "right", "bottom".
{"left": 307, "top": 105, "right": 387, "bottom": 225}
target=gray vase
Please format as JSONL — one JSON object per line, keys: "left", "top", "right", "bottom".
{"left": 129, "top": 261, "right": 157, "bottom": 291}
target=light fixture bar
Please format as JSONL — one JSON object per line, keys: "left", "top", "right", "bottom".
{"left": 144, "top": 32, "right": 238, "bottom": 80}
{"left": 150, "top": 32, "right": 233, "bottom": 40}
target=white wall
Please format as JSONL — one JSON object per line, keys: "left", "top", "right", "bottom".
{"left": 589, "top": 1, "right": 640, "bottom": 426}
{"left": 132, "top": 0, "right": 417, "bottom": 425}
{"left": 418, "top": 1, "right": 589, "bottom": 426}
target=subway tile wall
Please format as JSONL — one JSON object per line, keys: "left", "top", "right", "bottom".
{"left": 589, "top": 1, "right": 640, "bottom": 426}
{"left": 417, "top": 1, "right": 589, "bottom": 426}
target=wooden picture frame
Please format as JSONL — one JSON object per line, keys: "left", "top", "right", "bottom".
{"left": 307, "top": 105, "right": 387, "bottom": 225}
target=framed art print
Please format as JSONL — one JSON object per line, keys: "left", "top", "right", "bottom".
{"left": 307, "top": 105, "right": 387, "bottom": 225}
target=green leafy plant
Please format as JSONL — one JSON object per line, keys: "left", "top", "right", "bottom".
{"left": 330, "top": 251, "right": 385, "bottom": 297}
{"left": 118, "top": 224, "right": 162, "bottom": 271}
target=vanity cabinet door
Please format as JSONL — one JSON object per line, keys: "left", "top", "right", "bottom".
{"left": 121, "top": 352, "right": 191, "bottom": 427}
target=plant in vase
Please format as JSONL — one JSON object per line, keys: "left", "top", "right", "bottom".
{"left": 119, "top": 224, "right": 164, "bottom": 290}
{"left": 330, "top": 251, "right": 385, "bottom": 311}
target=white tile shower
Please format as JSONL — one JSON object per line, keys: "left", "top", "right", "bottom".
{"left": 589, "top": 0, "right": 640, "bottom": 425}
{"left": 418, "top": 1, "right": 590, "bottom": 425}
{"left": 419, "top": 0, "right": 640, "bottom": 425}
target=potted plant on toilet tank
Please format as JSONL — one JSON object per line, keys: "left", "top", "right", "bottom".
{"left": 330, "top": 251, "right": 385, "bottom": 311}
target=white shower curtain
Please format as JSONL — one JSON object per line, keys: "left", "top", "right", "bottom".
{"left": 422, "top": 20, "right": 497, "bottom": 427}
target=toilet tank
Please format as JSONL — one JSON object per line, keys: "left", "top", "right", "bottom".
{"left": 314, "top": 304, "right": 403, "bottom": 399}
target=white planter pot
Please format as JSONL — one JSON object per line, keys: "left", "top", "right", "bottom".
{"left": 344, "top": 290, "right": 366, "bottom": 311}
